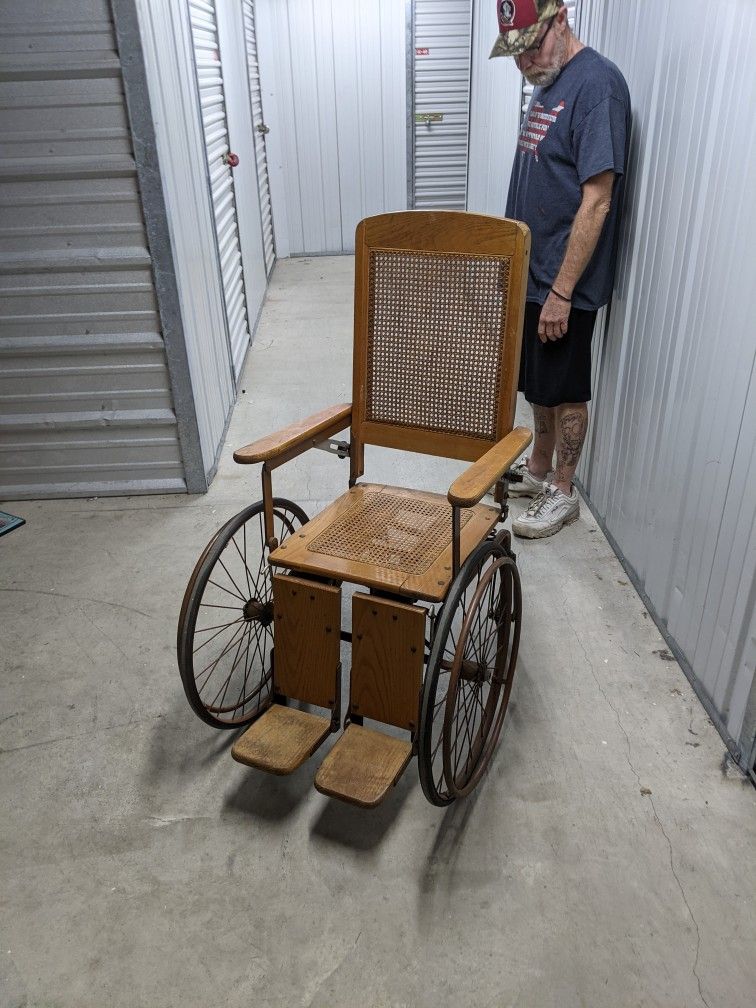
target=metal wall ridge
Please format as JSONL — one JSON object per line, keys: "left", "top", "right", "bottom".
{"left": 4, "top": 478, "right": 188, "bottom": 500}
{"left": 2, "top": 20, "right": 110, "bottom": 35}
{"left": 0, "top": 249, "right": 151, "bottom": 274}
{"left": 0, "top": 60, "right": 122, "bottom": 81}
{"left": 0, "top": 333, "right": 165, "bottom": 354}
{"left": 0, "top": 158, "right": 137, "bottom": 182}
{"left": 0, "top": 409, "right": 179, "bottom": 429}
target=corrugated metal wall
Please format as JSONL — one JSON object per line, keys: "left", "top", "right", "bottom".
{"left": 242, "top": 0, "right": 276, "bottom": 276}
{"left": 134, "top": 0, "right": 235, "bottom": 476}
{"left": 574, "top": 0, "right": 756, "bottom": 769}
{"left": 409, "top": 0, "right": 473, "bottom": 209}
{"left": 188, "top": 0, "right": 251, "bottom": 380}
{"left": 0, "top": 0, "right": 186, "bottom": 498}
{"left": 256, "top": 0, "right": 406, "bottom": 256}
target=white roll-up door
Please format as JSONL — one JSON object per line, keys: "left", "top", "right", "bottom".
{"left": 410, "top": 0, "right": 473, "bottom": 209}
{"left": 189, "top": 0, "right": 251, "bottom": 380}
{"left": 242, "top": 0, "right": 275, "bottom": 276}
{"left": 0, "top": 0, "right": 188, "bottom": 499}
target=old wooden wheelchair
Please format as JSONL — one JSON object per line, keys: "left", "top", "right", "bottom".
{"left": 177, "top": 211, "right": 531, "bottom": 807}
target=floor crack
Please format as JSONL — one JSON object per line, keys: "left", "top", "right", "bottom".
{"left": 0, "top": 587, "right": 152, "bottom": 619}
{"left": 569, "top": 618, "right": 710, "bottom": 1008}
{"left": 0, "top": 714, "right": 165, "bottom": 755}
{"left": 649, "top": 795, "right": 710, "bottom": 1008}
{"left": 569, "top": 619, "right": 640, "bottom": 787}
{"left": 305, "top": 931, "right": 362, "bottom": 1007}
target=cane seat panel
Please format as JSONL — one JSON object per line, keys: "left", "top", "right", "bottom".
{"left": 268, "top": 484, "right": 500, "bottom": 602}
{"left": 367, "top": 250, "right": 510, "bottom": 442}
{"left": 307, "top": 488, "right": 476, "bottom": 575}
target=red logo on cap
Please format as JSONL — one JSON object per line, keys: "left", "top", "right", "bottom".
{"left": 498, "top": 0, "right": 539, "bottom": 31}
{"left": 499, "top": 0, "right": 516, "bottom": 26}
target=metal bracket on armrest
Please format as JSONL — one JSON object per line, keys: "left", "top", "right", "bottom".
{"left": 314, "top": 438, "right": 351, "bottom": 460}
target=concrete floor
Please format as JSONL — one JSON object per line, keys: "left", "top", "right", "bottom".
{"left": 2, "top": 256, "right": 755, "bottom": 1008}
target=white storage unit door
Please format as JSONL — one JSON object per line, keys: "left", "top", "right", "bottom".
{"left": 242, "top": 0, "right": 275, "bottom": 276}
{"left": 410, "top": 0, "right": 473, "bottom": 208}
{"left": 189, "top": 0, "right": 251, "bottom": 380}
{"left": 0, "top": 0, "right": 186, "bottom": 499}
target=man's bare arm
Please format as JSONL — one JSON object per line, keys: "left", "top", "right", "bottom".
{"left": 538, "top": 169, "right": 616, "bottom": 343}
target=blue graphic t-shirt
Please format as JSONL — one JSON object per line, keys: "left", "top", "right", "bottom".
{"left": 505, "top": 47, "right": 631, "bottom": 311}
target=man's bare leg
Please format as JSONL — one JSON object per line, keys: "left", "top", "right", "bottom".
{"left": 528, "top": 403, "right": 556, "bottom": 478}
{"left": 553, "top": 402, "right": 588, "bottom": 495}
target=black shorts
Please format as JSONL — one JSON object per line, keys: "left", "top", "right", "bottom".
{"left": 518, "top": 301, "right": 598, "bottom": 407}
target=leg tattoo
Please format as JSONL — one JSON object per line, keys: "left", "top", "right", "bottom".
{"left": 529, "top": 403, "right": 555, "bottom": 477}
{"left": 554, "top": 404, "right": 588, "bottom": 492}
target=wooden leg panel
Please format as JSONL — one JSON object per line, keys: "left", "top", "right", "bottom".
{"left": 314, "top": 724, "right": 413, "bottom": 808}
{"left": 232, "top": 704, "right": 332, "bottom": 775}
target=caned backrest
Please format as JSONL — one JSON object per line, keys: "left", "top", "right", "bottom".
{"left": 352, "top": 211, "right": 530, "bottom": 465}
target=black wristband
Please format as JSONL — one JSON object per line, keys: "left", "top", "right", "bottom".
{"left": 551, "top": 287, "right": 572, "bottom": 302}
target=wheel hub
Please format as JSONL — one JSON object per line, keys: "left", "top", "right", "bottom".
{"left": 459, "top": 658, "right": 491, "bottom": 683}
{"left": 243, "top": 598, "right": 274, "bottom": 626}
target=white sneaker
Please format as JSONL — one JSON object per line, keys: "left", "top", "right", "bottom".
{"left": 512, "top": 483, "right": 580, "bottom": 539}
{"left": 508, "top": 458, "right": 551, "bottom": 497}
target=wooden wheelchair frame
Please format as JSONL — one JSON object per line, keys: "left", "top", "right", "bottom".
{"left": 178, "top": 211, "right": 531, "bottom": 807}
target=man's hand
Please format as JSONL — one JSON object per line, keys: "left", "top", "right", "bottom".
{"left": 538, "top": 290, "right": 570, "bottom": 343}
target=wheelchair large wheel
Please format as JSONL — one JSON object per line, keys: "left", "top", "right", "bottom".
{"left": 418, "top": 536, "right": 521, "bottom": 805}
{"left": 177, "top": 498, "right": 308, "bottom": 728}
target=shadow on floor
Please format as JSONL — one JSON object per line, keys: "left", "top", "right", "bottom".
{"left": 309, "top": 764, "right": 416, "bottom": 851}
{"left": 419, "top": 780, "right": 483, "bottom": 893}
{"left": 223, "top": 764, "right": 314, "bottom": 822}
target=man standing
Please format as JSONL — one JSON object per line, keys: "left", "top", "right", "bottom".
{"left": 491, "top": 1, "right": 630, "bottom": 538}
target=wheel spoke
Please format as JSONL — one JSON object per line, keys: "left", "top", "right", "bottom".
{"left": 199, "top": 602, "right": 246, "bottom": 611}
{"left": 209, "top": 622, "right": 252, "bottom": 711}
{"left": 192, "top": 616, "right": 245, "bottom": 654}
{"left": 196, "top": 619, "right": 247, "bottom": 693}
{"left": 207, "top": 578, "right": 247, "bottom": 603}
{"left": 217, "top": 556, "right": 249, "bottom": 607}
{"left": 195, "top": 626, "right": 246, "bottom": 690}
{"left": 231, "top": 529, "right": 254, "bottom": 599}
{"left": 194, "top": 618, "right": 246, "bottom": 635}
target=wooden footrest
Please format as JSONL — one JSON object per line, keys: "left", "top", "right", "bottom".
{"left": 232, "top": 704, "right": 332, "bottom": 775}
{"left": 314, "top": 724, "right": 413, "bottom": 808}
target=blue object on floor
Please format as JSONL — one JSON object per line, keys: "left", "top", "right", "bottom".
{"left": 0, "top": 511, "right": 25, "bottom": 537}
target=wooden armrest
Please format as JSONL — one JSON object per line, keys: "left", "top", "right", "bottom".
{"left": 447, "top": 427, "right": 532, "bottom": 507}
{"left": 233, "top": 403, "right": 352, "bottom": 464}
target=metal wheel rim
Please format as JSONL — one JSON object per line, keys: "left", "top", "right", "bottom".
{"left": 177, "top": 499, "right": 307, "bottom": 727}
{"left": 419, "top": 539, "right": 508, "bottom": 805}
{"left": 441, "top": 556, "right": 520, "bottom": 797}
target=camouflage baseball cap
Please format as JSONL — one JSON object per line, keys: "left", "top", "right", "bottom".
{"left": 490, "top": 0, "right": 562, "bottom": 58}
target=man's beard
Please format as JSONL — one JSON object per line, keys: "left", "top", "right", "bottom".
{"left": 522, "top": 32, "right": 568, "bottom": 87}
